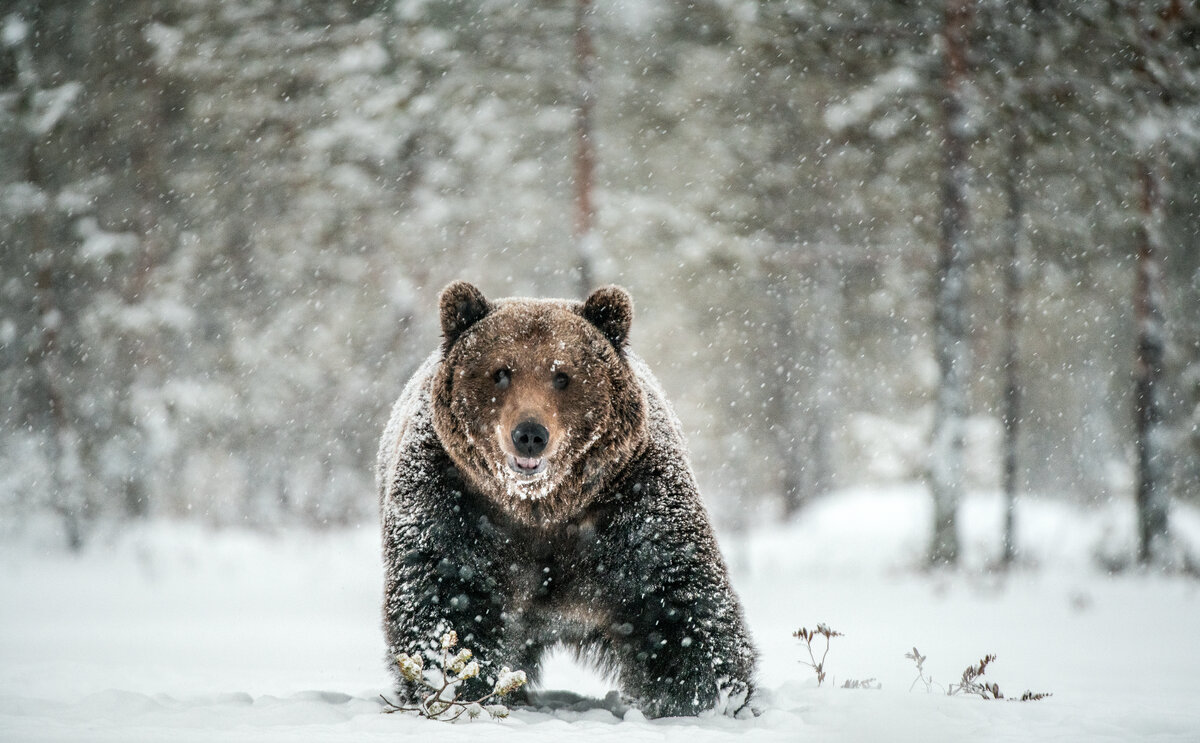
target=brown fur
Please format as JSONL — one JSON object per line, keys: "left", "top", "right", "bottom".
{"left": 380, "top": 282, "right": 757, "bottom": 716}
{"left": 431, "top": 284, "right": 647, "bottom": 524}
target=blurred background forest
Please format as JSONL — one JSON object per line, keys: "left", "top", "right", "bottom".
{"left": 1, "top": 0, "right": 1197, "bottom": 564}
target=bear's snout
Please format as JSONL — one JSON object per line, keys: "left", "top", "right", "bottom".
{"left": 511, "top": 420, "right": 549, "bottom": 458}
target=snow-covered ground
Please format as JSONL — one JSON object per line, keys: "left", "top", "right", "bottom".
{"left": 3, "top": 487, "right": 1199, "bottom": 742}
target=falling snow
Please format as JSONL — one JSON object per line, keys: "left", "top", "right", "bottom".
{"left": 2, "top": 0, "right": 1199, "bottom": 739}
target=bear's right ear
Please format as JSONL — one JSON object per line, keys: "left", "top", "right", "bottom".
{"left": 439, "top": 281, "right": 491, "bottom": 353}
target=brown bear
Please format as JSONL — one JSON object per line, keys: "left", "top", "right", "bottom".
{"left": 378, "top": 281, "right": 757, "bottom": 717}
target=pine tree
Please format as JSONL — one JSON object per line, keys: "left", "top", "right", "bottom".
{"left": 999, "top": 110, "right": 1026, "bottom": 566}
{"left": 1125, "top": 0, "right": 1197, "bottom": 566}
{"left": 572, "top": 0, "right": 599, "bottom": 296}
{"left": 929, "top": 0, "right": 974, "bottom": 566}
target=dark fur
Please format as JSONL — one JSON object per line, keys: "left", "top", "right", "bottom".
{"left": 378, "top": 283, "right": 757, "bottom": 717}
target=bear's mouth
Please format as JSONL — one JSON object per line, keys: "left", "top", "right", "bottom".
{"left": 506, "top": 454, "right": 547, "bottom": 478}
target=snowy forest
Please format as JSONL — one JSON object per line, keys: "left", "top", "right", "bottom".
{"left": 2, "top": 0, "right": 1199, "bottom": 562}
{"left": 4, "top": 1, "right": 1200, "bottom": 740}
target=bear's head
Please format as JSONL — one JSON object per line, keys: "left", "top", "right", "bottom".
{"left": 431, "top": 281, "right": 648, "bottom": 524}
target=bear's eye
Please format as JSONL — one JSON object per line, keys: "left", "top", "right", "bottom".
{"left": 494, "top": 368, "right": 511, "bottom": 390}
{"left": 553, "top": 371, "right": 570, "bottom": 390}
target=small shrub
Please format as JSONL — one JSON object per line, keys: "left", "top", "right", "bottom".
{"left": 380, "top": 630, "right": 528, "bottom": 721}
{"left": 793, "top": 624, "right": 843, "bottom": 687}
{"left": 905, "top": 646, "right": 939, "bottom": 693}
{"left": 949, "top": 654, "right": 1003, "bottom": 699}
{"left": 906, "top": 647, "right": 1050, "bottom": 702}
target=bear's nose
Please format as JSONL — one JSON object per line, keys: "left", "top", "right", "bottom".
{"left": 511, "top": 420, "right": 549, "bottom": 458}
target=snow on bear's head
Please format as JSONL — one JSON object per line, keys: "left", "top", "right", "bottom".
{"left": 431, "top": 281, "right": 647, "bottom": 524}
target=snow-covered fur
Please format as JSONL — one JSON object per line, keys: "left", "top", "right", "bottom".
{"left": 378, "top": 282, "right": 757, "bottom": 718}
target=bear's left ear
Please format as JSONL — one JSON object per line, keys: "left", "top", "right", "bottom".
{"left": 440, "top": 280, "right": 491, "bottom": 353}
{"left": 579, "top": 285, "right": 633, "bottom": 351}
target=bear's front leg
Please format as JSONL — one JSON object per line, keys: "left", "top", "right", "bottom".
{"left": 598, "top": 479, "right": 757, "bottom": 717}
{"left": 381, "top": 475, "right": 524, "bottom": 703}
{"left": 606, "top": 584, "right": 755, "bottom": 717}
{"left": 382, "top": 549, "right": 512, "bottom": 701}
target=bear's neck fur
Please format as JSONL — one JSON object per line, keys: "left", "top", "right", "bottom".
{"left": 431, "top": 298, "right": 648, "bottom": 526}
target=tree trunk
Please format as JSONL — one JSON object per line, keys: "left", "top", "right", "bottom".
{"left": 772, "top": 273, "right": 807, "bottom": 518}
{"left": 1128, "top": 0, "right": 1179, "bottom": 568}
{"left": 33, "top": 215, "right": 83, "bottom": 551}
{"left": 929, "top": 0, "right": 973, "bottom": 566}
{"left": 769, "top": 244, "right": 839, "bottom": 519}
{"left": 1133, "top": 157, "right": 1171, "bottom": 565}
{"left": 1000, "top": 113, "right": 1025, "bottom": 566}
{"left": 809, "top": 245, "right": 839, "bottom": 500}
{"left": 572, "top": 0, "right": 598, "bottom": 296}
{"left": 118, "top": 4, "right": 173, "bottom": 520}
{"left": 16, "top": 17, "right": 84, "bottom": 550}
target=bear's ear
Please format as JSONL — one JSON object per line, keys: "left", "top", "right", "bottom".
{"left": 579, "top": 285, "right": 633, "bottom": 351}
{"left": 439, "top": 281, "right": 491, "bottom": 353}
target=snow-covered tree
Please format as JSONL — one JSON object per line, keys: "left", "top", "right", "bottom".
{"left": 2, "top": 0, "right": 1198, "bottom": 545}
